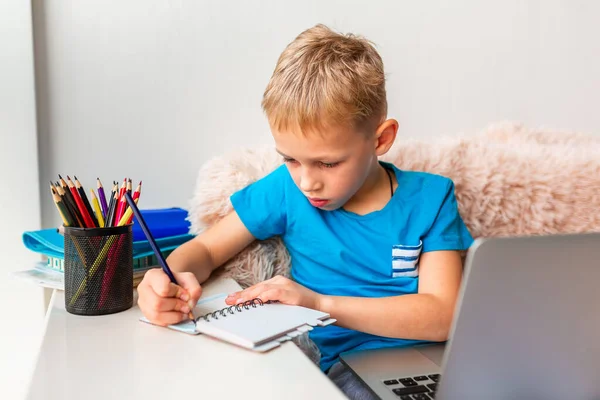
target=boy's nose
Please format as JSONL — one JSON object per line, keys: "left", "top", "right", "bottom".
{"left": 300, "top": 179, "right": 319, "bottom": 193}
{"left": 299, "top": 172, "right": 321, "bottom": 193}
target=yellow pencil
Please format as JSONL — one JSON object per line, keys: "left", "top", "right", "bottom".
{"left": 116, "top": 198, "right": 138, "bottom": 226}
{"left": 90, "top": 189, "right": 105, "bottom": 228}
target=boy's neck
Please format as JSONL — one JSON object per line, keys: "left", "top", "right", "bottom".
{"left": 343, "top": 162, "right": 395, "bottom": 215}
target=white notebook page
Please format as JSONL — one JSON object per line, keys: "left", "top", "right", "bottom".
{"left": 195, "top": 302, "right": 332, "bottom": 347}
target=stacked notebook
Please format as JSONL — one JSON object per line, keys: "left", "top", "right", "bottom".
{"left": 22, "top": 207, "right": 193, "bottom": 272}
{"left": 142, "top": 291, "right": 336, "bottom": 352}
{"left": 16, "top": 208, "right": 193, "bottom": 290}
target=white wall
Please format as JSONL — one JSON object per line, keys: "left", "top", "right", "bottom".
{"left": 33, "top": 0, "right": 600, "bottom": 228}
{"left": 0, "top": 1, "right": 590, "bottom": 397}
{"left": 0, "top": 1, "right": 45, "bottom": 399}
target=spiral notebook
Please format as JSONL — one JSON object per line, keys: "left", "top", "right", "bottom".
{"left": 141, "top": 290, "right": 336, "bottom": 352}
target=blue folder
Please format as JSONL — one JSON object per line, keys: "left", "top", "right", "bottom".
{"left": 129, "top": 207, "right": 191, "bottom": 242}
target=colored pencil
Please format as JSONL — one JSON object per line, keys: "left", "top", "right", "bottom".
{"left": 51, "top": 187, "right": 75, "bottom": 227}
{"left": 126, "top": 178, "right": 132, "bottom": 197}
{"left": 58, "top": 175, "right": 80, "bottom": 223}
{"left": 54, "top": 182, "right": 84, "bottom": 227}
{"left": 96, "top": 178, "right": 109, "bottom": 218}
{"left": 114, "top": 179, "right": 127, "bottom": 226}
{"left": 105, "top": 185, "right": 119, "bottom": 227}
{"left": 128, "top": 181, "right": 142, "bottom": 224}
{"left": 50, "top": 182, "right": 72, "bottom": 225}
{"left": 67, "top": 176, "right": 95, "bottom": 228}
{"left": 90, "top": 189, "right": 105, "bottom": 228}
{"left": 126, "top": 181, "right": 142, "bottom": 225}
{"left": 104, "top": 182, "right": 115, "bottom": 227}
{"left": 115, "top": 195, "right": 127, "bottom": 225}
{"left": 124, "top": 192, "right": 195, "bottom": 323}
{"left": 74, "top": 176, "right": 99, "bottom": 227}
{"left": 117, "top": 197, "right": 138, "bottom": 226}
{"left": 110, "top": 181, "right": 119, "bottom": 226}
{"left": 132, "top": 180, "right": 142, "bottom": 202}
{"left": 52, "top": 186, "right": 90, "bottom": 271}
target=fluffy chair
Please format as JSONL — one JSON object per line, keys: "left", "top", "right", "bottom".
{"left": 187, "top": 122, "right": 600, "bottom": 363}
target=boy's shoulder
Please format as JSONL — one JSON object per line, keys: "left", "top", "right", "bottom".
{"left": 249, "top": 164, "right": 290, "bottom": 187}
{"left": 387, "top": 163, "right": 457, "bottom": 214}
{"left": 398, "top": 168, "right": 451, "bottom": 184}
{"left": 387, "top": 162, "right": 454, "bottom": 193}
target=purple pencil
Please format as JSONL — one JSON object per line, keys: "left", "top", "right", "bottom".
{"left": 96, "top": 178, "right": 109, "bottom": 218}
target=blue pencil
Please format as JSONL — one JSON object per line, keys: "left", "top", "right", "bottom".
{"left": 124, "top": 192, "right": 196, "bottom": 324}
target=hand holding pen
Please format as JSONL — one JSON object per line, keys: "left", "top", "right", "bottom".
{"left": 124, "top": 193, "right": 201, "bottom": 326}
{"left": 136, "top": 269, "right": 202, "bottom": 326}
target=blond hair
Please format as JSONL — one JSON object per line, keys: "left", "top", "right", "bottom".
{"left": 262, "top": 24, "right": 387, "bottom": 134}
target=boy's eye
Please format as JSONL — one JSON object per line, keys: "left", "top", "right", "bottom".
{"left": 282, "top": 157, "right": 337, "bottom": 168}
{"left": 320, "top": 162, "right": 338, "bottom": 168}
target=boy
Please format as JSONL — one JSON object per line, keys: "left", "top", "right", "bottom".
{"left": 137, "top": 24, "right": 473, "bottom": 399}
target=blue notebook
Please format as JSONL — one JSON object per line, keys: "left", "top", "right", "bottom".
{"left": 130, "top": 207, "right": 190, "bottom": 241}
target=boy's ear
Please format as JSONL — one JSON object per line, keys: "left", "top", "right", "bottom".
{"left": 374, "top": 119, "right": 399, "bottom": 156}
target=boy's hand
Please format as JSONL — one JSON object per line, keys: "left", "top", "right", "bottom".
{"left": 137, "top": 268, "right": 202, "bottom": 326}
{"left": 225, "top": 275, "right": 322, "bottom": 310}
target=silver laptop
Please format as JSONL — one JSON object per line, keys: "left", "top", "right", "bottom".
{"left": 341, "top": 233, "right": 600, "bottom": 400}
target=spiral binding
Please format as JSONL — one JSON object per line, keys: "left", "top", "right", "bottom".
{"left": 195, "top": 298, "right": 274, "bottom": 323}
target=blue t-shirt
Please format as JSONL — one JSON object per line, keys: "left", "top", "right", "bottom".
{"left": 230, "top": 162, "right": 474, "bottom": 371}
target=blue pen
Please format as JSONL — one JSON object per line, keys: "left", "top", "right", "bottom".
{"left": 124, "top": 192, "right": 196, "bottom": 324}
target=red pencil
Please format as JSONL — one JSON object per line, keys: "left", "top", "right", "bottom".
{"left": 114, "top": 178, "right": 127, "bottom": 225}
{"left": 74, "top": 176, "right": 99, "bottom": 227}
{"left": 127, "top": 182, "right": 142, "bottom": 224}
{"left": 67, "top": 176, "right": 96, "bottom": 228}
{"left": 132, "top": 181, "right": 142, "bottom": 202}
{"left": 114, "top": 195, "right": 127, "bottom": 225}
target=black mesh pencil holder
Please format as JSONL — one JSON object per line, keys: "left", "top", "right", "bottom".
{"left": 64, "top": 224, "right": 133, "bottom": 315}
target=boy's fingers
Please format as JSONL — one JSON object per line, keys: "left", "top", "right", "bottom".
{"left": 145, "top": 269, "right": 180, "bottom": 298}
{"left": 145, "top": 271, "right": 187, "bottom": 301}
{"left": 150, "top": 311, "right": 188, "bottom": 327}
{"left": 255, "top": 288, "right": 283, "bottom": 303}
{"left": 138, "top": 288, "right": 190, "bottom": 326}
{"left": 138, "top": 284, "right": 188, "bottom": 312}
{"left": 226, "top": 281, "right": 287, "bottom": 304}
{"left": 152, "top": 297, "right": 191, "bottom": 313}
{"left": 151, "top": 280, "right": 186, "bottom": 300}
{"left": 225, "top": 292, "right": 242, "bottom": 305}
{"left": 174, "top": 272, "right": 202, "bottom": 301}
{"left": 138, "top": 269, "right": 195, "bottom": 326}
{"left": 234, "top": 284, "right": 271, "bottom": 303}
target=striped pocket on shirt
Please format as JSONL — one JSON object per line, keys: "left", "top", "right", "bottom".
{"left": 391, "top": 241, "right": 423, "bottom": 278}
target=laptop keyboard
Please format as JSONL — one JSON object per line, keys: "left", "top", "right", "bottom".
{"left": 382, "top": 374, "right": 440, "bottom": 399}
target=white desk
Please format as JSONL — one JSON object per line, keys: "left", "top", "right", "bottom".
{"left": 27, "top": 277, "right": 346, "bottom": 399}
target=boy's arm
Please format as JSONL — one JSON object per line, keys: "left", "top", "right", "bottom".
{"left": 166, "top": 211, "right": 256, "bottom": 284}
{"left": 137, "top": 211, "right": 255, "bottom": 326}
{"left": 319, "top": 250, "right": 462, "bottom": 341}
{"left": 227, "top": 250, "right": 462, "bottom": 342}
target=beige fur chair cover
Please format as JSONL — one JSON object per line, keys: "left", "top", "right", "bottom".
{"left": 187, "top": 122, "right": 600, "bottom": 363}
